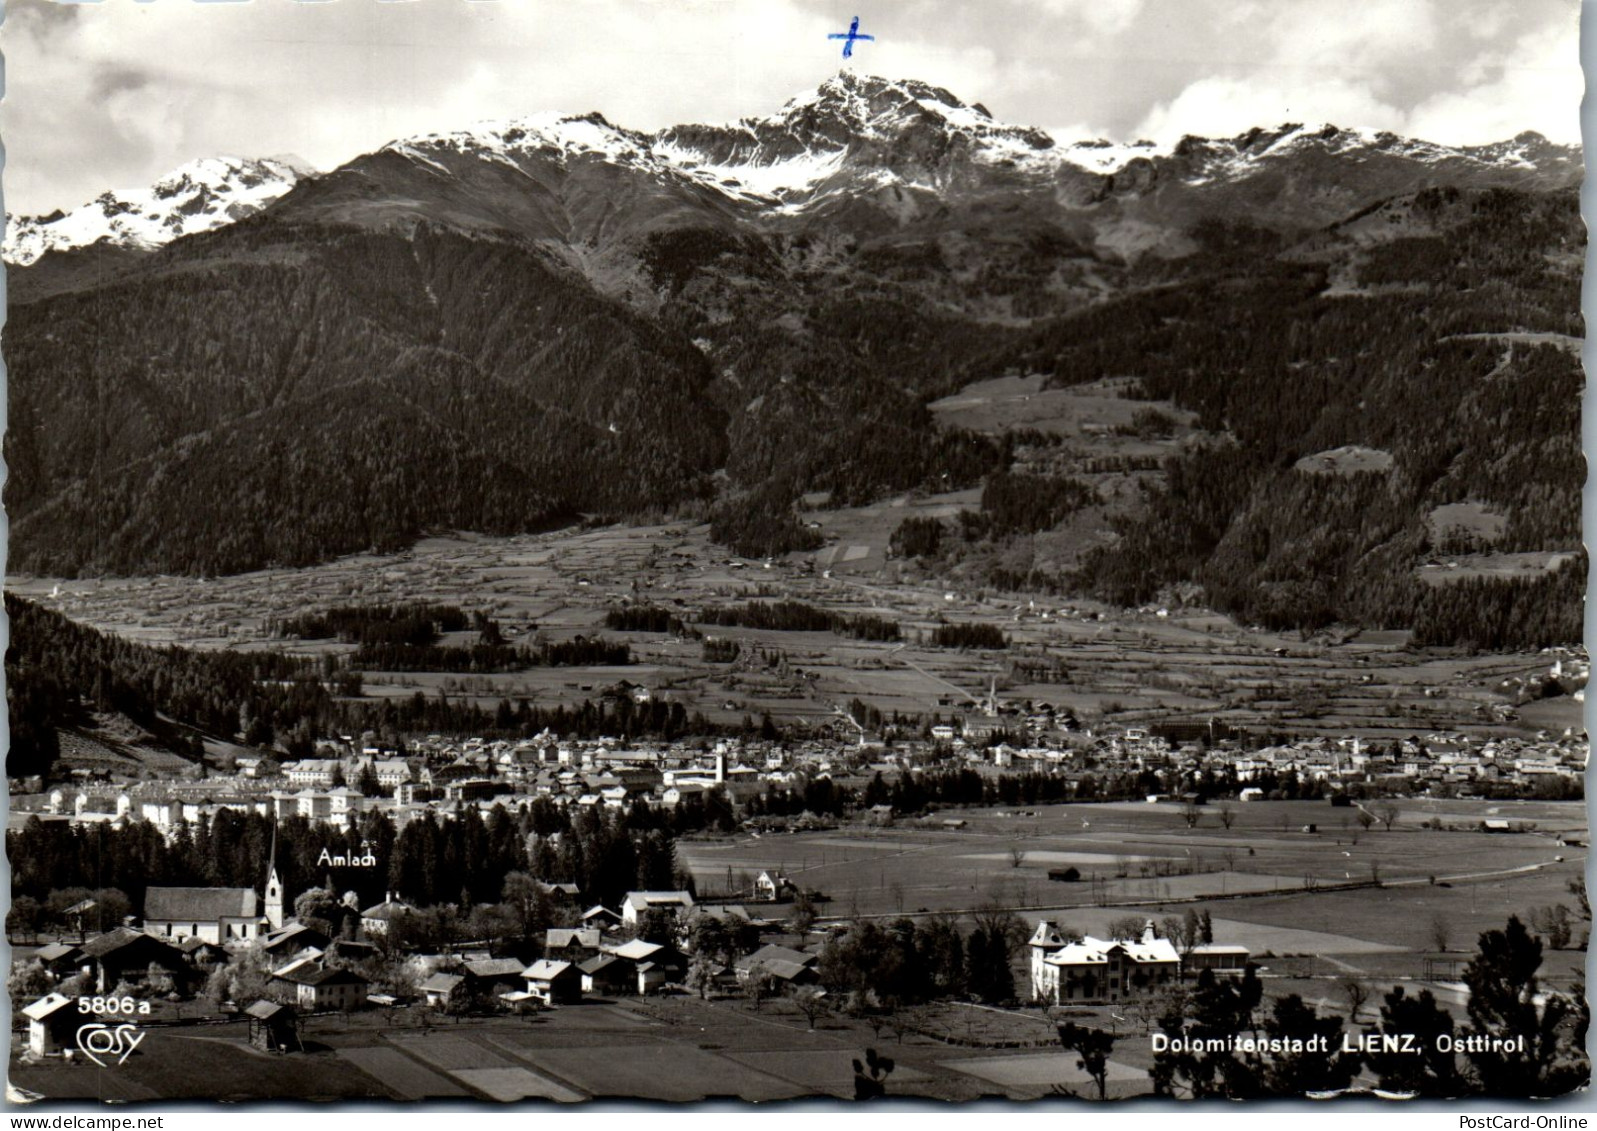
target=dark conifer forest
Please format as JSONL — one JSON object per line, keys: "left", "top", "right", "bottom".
{"left": 4, "top": 110, "right": 1583, "bottom": 650}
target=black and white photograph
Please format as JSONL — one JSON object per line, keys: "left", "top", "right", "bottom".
{"left": 1, "top": 0, "right": 1589, "bottom": 1108}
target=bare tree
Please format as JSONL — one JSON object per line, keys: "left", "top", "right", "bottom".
{"left": 1428, "top": 913, "right": 1451, "bottom": 953}
{"left": 1529, "top": 904, "right": 1575, "bottom": 949}
{"left": 885, "top": 1006, "right": 915, "bottom": 1045}
{"left": 1107, "top": 915, "right": 1148, "bottom": 941}
{"left": 1218, "top": 804, "right": 1236, "bottom": 830}
{"left": 791, "top": 985, "right": 827, "bottom": 1030}
{"left": 1356, "top": 809, "right": 1375, "bottom": 831}
{"left": 1158, "top": 909, "right": 1204, "bottom": 958}
{"left": 1182, "top": 801, "right": 1202, "bottom": 829}
{"left": 1008, "top": 845, "right": 1027, "bottom": 869}
{"left": 1377, "top": 803, "right": 1400, "bottom": 831}
{"left": 744, "top": 961, "right": 772, "bottom": 1011}
{"left": 1340, "top": 977, "right": 1369, "bottom": 1023}
{"left": 1566, "top": 879, "right": 1590, "bottom": 921}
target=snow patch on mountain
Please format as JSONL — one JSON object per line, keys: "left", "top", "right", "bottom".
{"left": 5, "top": 156, "right": 310, "bottom": 266}
{"left": 384, "top": 112, "right": 656, "bottom": 169}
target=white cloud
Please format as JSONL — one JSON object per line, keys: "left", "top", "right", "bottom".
{"left": 1134, "top": 74, "right": 1404, "bottom": 144}
{"left": 1406, "top": 19, "right": 1582, "bottom": 143}
{"left": 1259, "top": 0, "right": 1440, "bottom": 78}
{"left": 1, "top": 0, "right": 1580, "bottom": 215}
{"left": 1128, "top": 0, "right": 1578, "bottom": 146}
{"left": 1041, "top": 0, "right": 1145, "bottom": 37}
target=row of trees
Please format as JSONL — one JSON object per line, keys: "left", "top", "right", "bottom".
{"left": 6, "top": 800, "right": 697, "bottom": 931}
{"left": 697, "top": 600, "right": 902, "bottom": 643}
{"left": 812, "top": 907, "right": 1027, "bottom": 1007}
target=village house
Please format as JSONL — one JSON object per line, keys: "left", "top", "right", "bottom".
{"left": 580, "top": 905, "right": 622, "bottom": 930}
{"left": 261, "top": 922, "right": 332, "bottom": 960}
{"left": 463, "top": 958, "right": 526, "bottom": 998}
{"left": 753, "top": 871, "right": 795, "bottom": 902}
{"left": 735, "top": 943, "right": 818, "bottom": 989}
{"left": 23, "top": 993, "right": 83, "bottom": 1059}
{"left": 360, "top": 893, "right": 416, "bottom": 937}
{"left": 578, "top": 953, "right": 632, "bottom": 996}
{"left": 275, "top": 965, "right": 370, "bottom": 1012}
{"left": 33, "top": 942, "right": 84, "bottom": 979}
{"left": 605, "top": 938, "right": 687, "bottom": 994}
{"left": 545, "top": 928, "right": 603, "bottom": 963}
{"left": 79, "top": 927, "right": 191, "bottom": 994}
{"left": 620, "top": 890, "right": 695, "bottom": 926}
{"left": 419, "top": 971, "right": 467, "bottom": 1009}
{"left": 178, "top": 937, "right": 231, "bottom": 968}
{"left": 523, "top": 959, "right": 583, "bottom": 1005}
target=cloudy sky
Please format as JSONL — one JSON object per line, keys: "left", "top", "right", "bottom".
{"left": 2, "top": 0, "right": 1583, "bottom": 216}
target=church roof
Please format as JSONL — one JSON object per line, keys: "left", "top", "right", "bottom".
{"left": 145, "top": 886, "right": 258, "bottom": 923}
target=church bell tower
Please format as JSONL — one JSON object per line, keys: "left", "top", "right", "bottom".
{"left": 265, "top": 823, "right": 285, "bottom": 931}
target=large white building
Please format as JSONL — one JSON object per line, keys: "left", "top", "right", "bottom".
{"left": 1029, "top": 919, "right": 1185, "bottom": 1005}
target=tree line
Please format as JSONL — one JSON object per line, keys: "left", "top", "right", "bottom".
{"left": 697, "top": 600, "right": 902, "bottom": 642}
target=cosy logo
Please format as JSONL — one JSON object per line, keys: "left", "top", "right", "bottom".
{"left": 75, "top": 1022, "right": 146, "bottom": 1067}
{"left": 74, "top": 997, "right": 151, "bottom": 1067}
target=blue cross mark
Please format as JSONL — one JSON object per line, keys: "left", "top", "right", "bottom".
{"left": 828, "top": 16, "right": 875, "bottom": 59}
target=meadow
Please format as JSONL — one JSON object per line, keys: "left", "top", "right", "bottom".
{"left": 8, "top": 520, "right": 1578, "bottom": 742}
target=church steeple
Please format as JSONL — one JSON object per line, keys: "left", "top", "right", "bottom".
{"left": 265, "top": 822, "right": 285, "bottom": 930}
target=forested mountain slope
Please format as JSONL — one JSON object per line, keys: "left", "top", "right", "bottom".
{"left": 5, "top": 76, "right": 1582, "bottom": 642}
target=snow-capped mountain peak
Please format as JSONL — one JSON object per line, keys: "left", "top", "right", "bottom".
{"left": 381, "top": 111, "right": 657, "bottom": 170}
{"left": 5, "top": 155, "right": 310, "bottom": 266}
{"left": 653, "top": 72, "right": 1059, "bottom": 194}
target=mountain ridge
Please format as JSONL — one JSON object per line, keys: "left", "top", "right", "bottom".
{"left": 7, "top": 74, "right": 1578, "bottom": 265}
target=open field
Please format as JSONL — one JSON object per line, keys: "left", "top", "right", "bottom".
{"left": 1293, "top": 445, "right": 1395, "bottom": 475}
{"left": 8, "top": 519, "right": 1577, "bottom": 740}
{"left": 10, "top": 1025, "right": 394, "bottom": 1102}
{"left": 681, "top": 798, "right": 1584, "bottom": 903}
{"left": 928, "top": 374, "right": 1197, "bottom": 444}
{"left": 4, "top": 996, "right": 1179, "bottom": 1103}
{"left": 1416, "top": 549, "right": 1583, "bottom": 586}
{"left": 938, "top": 1051, "right": 1147, "bottom": 1099}
{"left": 680, "top": 797, "right": 1587, "bottom": 989}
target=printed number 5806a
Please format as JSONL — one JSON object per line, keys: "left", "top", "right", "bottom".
{"left": 78, "top": 996, "right": 152, "bottom": 1015}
